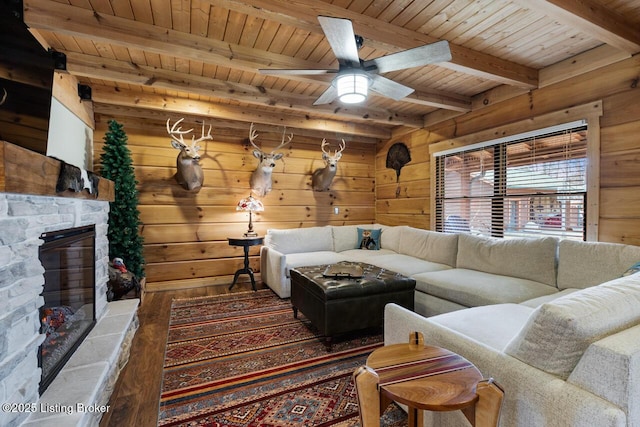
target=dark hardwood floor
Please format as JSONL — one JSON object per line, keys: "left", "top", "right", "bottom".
{"left": 99, "top": 280, "right": 269, "bottom": 427}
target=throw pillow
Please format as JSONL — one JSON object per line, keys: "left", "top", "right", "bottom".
{"left": 356, "top": 228, "right": 381, "bottom": 250}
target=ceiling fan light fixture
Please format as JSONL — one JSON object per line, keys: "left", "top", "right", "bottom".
{"left": 336, "top": 71, "right": 368, "bottom": 103}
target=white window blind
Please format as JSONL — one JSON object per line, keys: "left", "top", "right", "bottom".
{"left": 435, "top": 122, "right": 588, "bottom": 240}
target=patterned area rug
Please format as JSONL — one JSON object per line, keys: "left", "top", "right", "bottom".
{"left": 158, "top": 289, "right": 407, "bottom": 426}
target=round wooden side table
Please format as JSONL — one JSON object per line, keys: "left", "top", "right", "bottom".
{"left": 354, "top": 332, "right": 503, "bottom": 427}
{"left": 227, "top": 236, "right": 263, "bottom": 291}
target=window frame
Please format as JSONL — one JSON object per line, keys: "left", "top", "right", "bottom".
{"left": 429, "top": 102, "right": 603, "bottom": 241}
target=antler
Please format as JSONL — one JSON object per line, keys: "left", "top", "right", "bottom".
{"left": 248, "top": 123, "right": 260, "bottom": 150}
{"left": 192, "top": 121, "right": 213, "bottom": 145}
{"left": 337, "top": 139, "right": 346, "bottom": 154}
{"left": 320, "top": 139, "right": 330, "bottom": 155}
{"left": 272, "top": 126, "right": 293, "bottom": 153}
{"left": 166, "top": 118, "right": 193, "bottom": 146}
{"left": 248, "top": 123, "right": 292, "bottom": 153}
{"left": 320, "top": 139, "right": 346, "bottom": 156}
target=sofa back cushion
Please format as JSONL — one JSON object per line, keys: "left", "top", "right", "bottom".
{"left": 557, "top": 239, "right": 640, "bottom": 290}
{"left": 456, "top": 234, "right": 557, "bottom": 286}
{"left": 505, "top": 273, "right": 640, "bottom": 379}
{"left": 332, "top": 225, "right": 360, "bottom": 252}
{"left": 266, "top": 226, "right": 333, "bottom": 254}
{"left": 398, "top": 227, "right": 458, "bottom": 267}
{"left": 379, "top": 226, "right": 405, "bottom": 253}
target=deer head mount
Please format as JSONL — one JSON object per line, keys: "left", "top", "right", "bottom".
{"left": 248, "top": 123, "right": 293, "bottom": 197}
{"left": 166, "top": 118, "right": 212, "bottom": 192}
{"left": 311, "top": 139, "right": 346, "bottom": 191}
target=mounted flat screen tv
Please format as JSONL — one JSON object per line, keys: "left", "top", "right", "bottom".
{"left": 0, "top": 0, "right": 55, "bottom": 155}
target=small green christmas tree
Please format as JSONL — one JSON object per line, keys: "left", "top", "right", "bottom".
{"left": 99, "top": 120, "right": 145, "bottom": 278}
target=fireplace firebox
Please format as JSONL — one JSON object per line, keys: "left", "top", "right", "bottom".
{"left": 38, "top": 225, "right": 97, "bottom": 394}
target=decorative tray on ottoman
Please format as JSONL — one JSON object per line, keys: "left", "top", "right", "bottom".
{"left": 322, "top": 264, "right": 364, "bottom": 278}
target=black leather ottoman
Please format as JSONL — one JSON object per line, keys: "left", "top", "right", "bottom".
{"left": 290, "top": 262, "right": 416, "bottom": 346}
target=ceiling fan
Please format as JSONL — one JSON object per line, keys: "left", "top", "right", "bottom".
{"left": 259, "top": 16, "right": 452, "bottom": 105}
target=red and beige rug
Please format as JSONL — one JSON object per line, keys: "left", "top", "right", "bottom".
{"left": 158, "top": 289, "right": 406, "bottom": 427}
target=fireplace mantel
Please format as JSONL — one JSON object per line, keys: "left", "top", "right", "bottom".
{"left": 0, "top": 140, "right": 114, "bottom": 201}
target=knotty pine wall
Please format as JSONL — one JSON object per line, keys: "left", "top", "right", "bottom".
{"left": 376, "top": 54, "right": 640, "bottom": 245}
{"left": 376, "top": 131, "right": 432, "bottom": 228}
{"left": 93, "top": 116, "right": 375, "bottom": 291}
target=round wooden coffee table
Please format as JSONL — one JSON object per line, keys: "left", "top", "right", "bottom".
{"left": 354, "top": 333, "right": 502, "bottom": 427}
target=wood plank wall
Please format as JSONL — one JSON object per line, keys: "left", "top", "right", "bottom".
{"left": 375, "top": 55, "right": 640, "bottom": 245}
{"left": 91, "top": 55, "right": 638, "bottom": 292}
{"left": 376, "top": 132, "right": 434, "bottom": 228}
{"left": 93, "top": 116, "right": 376, "bottom": 291}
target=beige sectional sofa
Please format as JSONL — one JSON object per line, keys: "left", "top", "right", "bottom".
{"left": 262, "top": 224, "right": 570, "bottom": 309}
{"left": 261, "top": 224, "right": 457, "bottom": 300}
{"left": 260, "top": 224, "right": 640, "bottom": 426}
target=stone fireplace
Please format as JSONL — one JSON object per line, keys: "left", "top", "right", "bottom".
{"left": 0, "top": 142, "right": 139, "bottom": 427}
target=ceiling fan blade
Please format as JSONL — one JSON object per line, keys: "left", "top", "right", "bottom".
{"left": 312, "top": 86, "right": 338, "bottom": 105}
{"left": 259, "top": 68, "right": 337, "bottom": 75}
{"left": 317, "top": 16, "right": 361, "bottom": 66}
{"left": 363, "top": 40, "right": 452, "bottom": 74}
{"left": 369, "top": 75, "right": 415, "bottom": 101}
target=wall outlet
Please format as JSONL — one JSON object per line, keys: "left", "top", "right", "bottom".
{"left": 334, "top": 207, "right": 339, "bottom": 214}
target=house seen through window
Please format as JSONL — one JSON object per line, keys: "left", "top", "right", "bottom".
{"left": 434, "top": 120, "right": 588, "bottom": 241}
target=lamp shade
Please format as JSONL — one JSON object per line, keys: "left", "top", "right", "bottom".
{"left": 336, "top": 71, "right": 368, "bottom": 104}
{"left": 236, "top": 196, "right": 264, "bottom": 212}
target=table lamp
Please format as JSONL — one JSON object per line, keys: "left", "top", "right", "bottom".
{"left": 236, "top": 195, "right": 264, "bottom": 237}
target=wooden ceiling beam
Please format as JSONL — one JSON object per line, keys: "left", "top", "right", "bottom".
{"left": 215, "top": 0, "right": 538, "bottom": 89}
{"left": 93, "top": 106, "right": 381, "bottom": 144}
{"left": 408, "top": 89, "right": 471, "bottom": 112}
{"left": 512, "top": 0, "right": 640, "bottom": 54}
{"left": 64, "top": 52, "right": 424, "bottom": 128}
{"left": 23, "top": 0, "right": 329, "bottom": 74}
{"left": 539, "top": 45, "right": 630, "bottom": 88}
{"left": 69, "top": 50, "right": 470, "bottom": 115}
{"left": 89, "top": 85, "right": 390, "bottom": 139}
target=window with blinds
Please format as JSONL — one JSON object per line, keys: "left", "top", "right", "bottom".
{"left": 434, "top": 121, "right": 587, "bottom": 240}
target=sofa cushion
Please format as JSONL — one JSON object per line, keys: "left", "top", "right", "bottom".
{"left": 398, "top": 227, "right": 458, "bottom": 267}
{"left": 557, "top": 239, "right": 640, "bottom": 290}
{"left": 505, "top": 273, "right": 640, "bottom": 379}
{"left": 356, "top": 227, "right": 381, "bottom": 250}
{"left": 330, "top": 224, "right": 377, "bottom": 252}
{"left": 340, "top": 248, "right": 396, "bottom": 261}
{"left": 456, "top": 234, "right": 557, "bottom": 286}
{"left": 413, "top": 269, "right": 558, "bottom": 308}
{"left": 520, "top": 289, "right": 579, "bottom": 308}
{"left": 331, "top": 225, "right": 359, "bottom": 252}
{"left": 283, "top": 251, "right": 348, "bottom": 277}
{"left": 429, "top": 304, "right": 535, "bottom": 351}
{"left": 266, "top": 226, "right": 333, "bottom": 254}
{"left": 379, "top": 226, "right": 405, "bottom": 252}
{"left": 357, "top": 253, "right": 452, "bottom": 277}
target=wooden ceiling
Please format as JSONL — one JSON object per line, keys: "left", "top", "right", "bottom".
{"left": 23, "top": 0, "right": 640, "bottom": 142}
